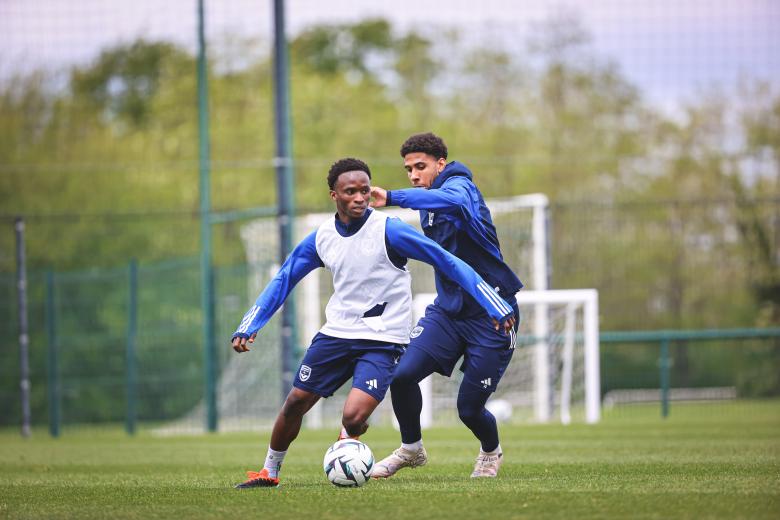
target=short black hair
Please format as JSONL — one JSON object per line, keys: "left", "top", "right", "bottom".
{"left": 327, "top": 157, "right": 371, "bottom": 190}
{"left": 400, "top": 132, "right": 448, "bottom": 160}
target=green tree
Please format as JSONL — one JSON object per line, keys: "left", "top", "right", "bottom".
{"left": 71, "top": 40, "right": 192, "bottom": 128}
{"left": 527, "top": 13, "right": 647, "bottom": 200}
{"left": 291, "top": 18, "right": 395, "bottom": 78}
{"left": 740, "top": 84, "right": 780, "bottom": 326}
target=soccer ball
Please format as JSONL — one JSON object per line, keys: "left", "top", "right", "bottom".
{"left": 323, "top": 439, "right": 374, "bottom": 487}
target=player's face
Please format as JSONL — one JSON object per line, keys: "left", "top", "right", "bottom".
{"left": 403, "top": 152, "right": 446, "bottom": 189}
{"left": 331, "top": 170, "right": 371, "bottom": 222}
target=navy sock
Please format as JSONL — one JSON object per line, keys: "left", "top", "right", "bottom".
{"left": 391, "top": 348, "right": 439, "bottom": 444}
{"left": 457, "top": 385, "right": 499, "bottom": 453}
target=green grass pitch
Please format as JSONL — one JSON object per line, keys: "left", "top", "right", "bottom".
{"left": 1, "top": 402, "right": 778, "bottom": 519}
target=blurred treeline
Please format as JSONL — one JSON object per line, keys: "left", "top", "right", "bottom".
{"left": 0, "top": 16, "right": 778, "bottom": 422}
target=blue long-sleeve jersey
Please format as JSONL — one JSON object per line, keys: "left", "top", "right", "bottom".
{"left": 233, "top": 209, "right": 513, "bottom": 339}
{"left": 386, "top": 161, "right": 523, "bottom": 319}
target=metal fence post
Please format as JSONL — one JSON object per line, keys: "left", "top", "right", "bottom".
{"left": 126, "top": 259, "right": 138, "bottom": 435}
{"left": 45, "top": 270, "right": 60, "bottom": 437}
{"left": 15, "top": 217, "right": 31, "bottom": 438}
{"left": 272, "top": 0, "right": 298, "bottom": 402}
{"left": 660, "top": 339, "right": 670, "bottom": 418}
{"left": 197, "top": 0, "right": 217, "bottom": 433}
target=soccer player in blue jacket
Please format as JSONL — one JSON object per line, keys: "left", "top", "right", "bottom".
{"left": 370, "top": 132, "right": 524, "bottom": 478}
{"left": 231, "top": 157, "right": 515, "bottom": 488}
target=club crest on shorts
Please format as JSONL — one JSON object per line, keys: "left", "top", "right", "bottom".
{"left": 410, "top": 325, "right": 424, "bottom": 338}
{"left": 299, "top": 364, "right": 312, "bottom": 382}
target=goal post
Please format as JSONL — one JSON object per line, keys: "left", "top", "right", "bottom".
{"left": 515, "top": 289, "right": 601, "bottom": 424}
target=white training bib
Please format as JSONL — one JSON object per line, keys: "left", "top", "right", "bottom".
{"left": 315, "top": 210, "right": 412, "bottom": 344}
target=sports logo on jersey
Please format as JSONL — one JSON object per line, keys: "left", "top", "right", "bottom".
{"left": 481, "top": 378, "right": 492, "bottom": 389}
{"left": 410, "top": 325, "right": 424, "bottom": 338}
{"left": 237, "top": 305, "right": 260, "bottom": 334}
{"left": 299, "top": 365, "right": 312, "bottom": 382}
{"left": 366, "top": 379, "right": 378, "bottom": 390}
{"left": 428, "top": 212, "right": 435, "bottom": 226}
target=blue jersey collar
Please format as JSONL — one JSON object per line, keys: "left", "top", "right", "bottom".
{"left": 334, "top": 207, "right": 373, "bottom": 237}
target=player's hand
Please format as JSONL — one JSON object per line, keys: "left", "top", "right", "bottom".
{"left": 232, "top": 332, "right": 257, "bottom": 353}
{"left": 370, "top": 186, "right": 388, "bottom": 207}
{"left": 492, "top": 316, "right": 516, "bottom": 335}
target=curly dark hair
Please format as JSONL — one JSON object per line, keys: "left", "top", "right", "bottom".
{"left": 400, "top": 132, "right": 448, "bottom": 160}
{"left": 327, "top": 157, "right": 371, "bottom": 190}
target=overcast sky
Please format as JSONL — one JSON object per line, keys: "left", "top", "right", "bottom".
{"left": 1, "top": 0, "right": 778, "bottom": 111}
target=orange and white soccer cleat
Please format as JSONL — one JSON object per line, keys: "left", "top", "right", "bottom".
{"left": 234, "top": 468, "right": 280, "bottom": 489}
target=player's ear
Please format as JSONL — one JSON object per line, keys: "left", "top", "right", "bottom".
{"left": 436, "top": 157, "right": 446, "bottom": 173}
{"left": 330, "top": 189, "right": 337, "bottom": 201}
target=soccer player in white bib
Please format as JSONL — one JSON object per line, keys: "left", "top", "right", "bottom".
{"left": 232, "top": 158, "right": 515, "bottom": 488}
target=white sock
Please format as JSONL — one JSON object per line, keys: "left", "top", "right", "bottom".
{"left": 481, "top": 444, "right": 502, "bottom": 456}
{"left": 402, "top": 440, "right": 423, "bottom": 452}
{"left": 264, "top": 446, "right": 287, "bottom": 478}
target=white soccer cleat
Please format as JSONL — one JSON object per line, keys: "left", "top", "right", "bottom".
{"left": 371, "top": 445, "right": 428, "bottom": 478}
{"left": 470, "top": 450, "right": 503, "bottom": 478}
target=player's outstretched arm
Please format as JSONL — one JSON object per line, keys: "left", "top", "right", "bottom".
{"left": 385, "top": 218, "right": 515, "bottom": 332}
{"left": 381, "top": 177, "right": 473, "bottom": 214}
{"left": 231, "top": 231, "right": 323, "bottom": 352}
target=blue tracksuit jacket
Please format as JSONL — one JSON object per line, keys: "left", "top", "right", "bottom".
{"left": 386, "top": 161, "right": 523, "bottom": 319}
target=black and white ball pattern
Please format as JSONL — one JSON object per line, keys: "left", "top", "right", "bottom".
{"left": 323, "top": 439, "right": 374, "bottom": 487}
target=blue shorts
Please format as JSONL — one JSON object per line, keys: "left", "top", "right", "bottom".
{"left": 293, "top": 332, "right": 405, "bottom": 402}
{"left": 407, "top": 302, "right": 518, "bottom": 393}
